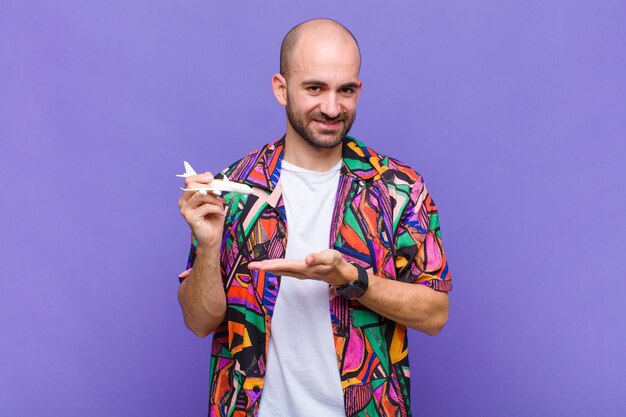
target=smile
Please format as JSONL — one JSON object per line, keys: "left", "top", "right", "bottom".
{"left": 314, "top": 119, "right": 342, "bottom": 128}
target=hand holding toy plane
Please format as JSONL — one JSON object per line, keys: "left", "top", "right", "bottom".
{"left": 177, "top": 161, "right": 253, "bottom": 196}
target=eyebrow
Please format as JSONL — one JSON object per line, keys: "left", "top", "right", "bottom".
{"left": 301, "top": 80, "right": 359, "bottom": 89}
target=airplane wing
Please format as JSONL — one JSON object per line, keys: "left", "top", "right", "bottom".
{"left": 180, "top": 187, "right": 221, "bottom": 196}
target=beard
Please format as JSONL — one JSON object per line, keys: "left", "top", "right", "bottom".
{"left": 286, "top": 98, "right": 356, "bottom": 149}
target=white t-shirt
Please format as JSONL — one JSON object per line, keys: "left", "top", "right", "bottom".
{"left": 258, "top": 159, "right": 345, "bottom": 417}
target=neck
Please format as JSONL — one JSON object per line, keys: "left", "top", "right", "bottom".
{"left": 283, "top": 130, "right": 343, "bottom": 172}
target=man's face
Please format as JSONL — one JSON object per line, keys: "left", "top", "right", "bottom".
{"left": 283, "top": 36, "right": 361, "bottom": 149}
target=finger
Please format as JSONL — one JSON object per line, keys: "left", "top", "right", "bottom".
{"left": 248, "top": 259, "right": 307, "bottom": 273}
{"left": 247, "top": 261, "right": 262, "bottom": 270}
{"left": 180, "top": 196, "right": 224, "bottom": 223}
{"left": 178, "top": 189, "right": 194, "bottom": 209}
{"left": 190, "top": 202, "right": 225, "bottom": 219}
{"left": 183, "top": 191, "right": 224, "bottom": 212}
{"left": 185, "top": 180, "right": 217, "bottom": 189}
{"left": 184, "top": 172, "right": 215, "bottom": 187}
{"left": 178, "top": 268, "right": 192, "bottom": 279}
{"left": 192, "top": 190, "right": 224, "bottom": 206}
{"left": 181, "top": 181, "right": 216, "bottom": 197}
{"left": 248, "top": 259, "right": 284, "bottom": 270}
{"left": 179, "top": 181, "right": 217, "bottom": 208}
{"left": 248, "top": 260, "right": 323, "bottom": 281}
{"left": 258, "top": 259, "right": 307, "bottom": 269}
{"left": 252, "top": 268, "right": 309, "bottom": 280}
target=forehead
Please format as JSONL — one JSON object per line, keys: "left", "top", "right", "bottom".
{"left": 290, "top": 34, "right": 360, "bottom": 81}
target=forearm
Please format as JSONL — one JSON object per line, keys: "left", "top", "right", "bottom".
{"left": 358, "top": 274, "right": 449, "bottom": 336}
{"left": 178, "top": 245, "right": 226, "bottom": 338}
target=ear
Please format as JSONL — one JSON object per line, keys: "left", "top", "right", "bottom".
{"left": 272, "top": 73, "right": 288, "bottom": 106}
{"left": 355, "top": 80, "right": 363, "bottom": 103}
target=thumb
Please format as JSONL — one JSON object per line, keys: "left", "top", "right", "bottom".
{"left": 305, "top": 253, "right": 320, "bottom": 266}
{"left": 307, "top": 249, "right": 338, "bottom": 266}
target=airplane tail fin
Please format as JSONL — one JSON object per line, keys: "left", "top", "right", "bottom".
{"left": 176, "top": 161, "right": 198, "bottom": 178}
{"left": 183, "top": 161, "right": 197, "bottom": 176}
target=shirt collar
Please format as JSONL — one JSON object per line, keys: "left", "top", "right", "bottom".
{"left": 227, "top": 135, "right": 389, "bottom": 192}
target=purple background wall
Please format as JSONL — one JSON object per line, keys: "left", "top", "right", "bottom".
{"left": 2, "top": 1, "right": 625, "bottom": 416}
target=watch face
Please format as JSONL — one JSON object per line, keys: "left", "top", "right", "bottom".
{"left": 340, "top": 285, "right": 365, "bottom": 299}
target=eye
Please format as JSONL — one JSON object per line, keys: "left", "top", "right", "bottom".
{"left": 307, "top": 86, "right": 321, "bottom": 93}
{"left": 340, "top": 87, "right": 355, "bottom": 95}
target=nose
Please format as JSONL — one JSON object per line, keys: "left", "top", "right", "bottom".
{"left": 320, "top": 93, "right": 341, "bottom": 119}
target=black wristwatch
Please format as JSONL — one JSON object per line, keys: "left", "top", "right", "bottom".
{"left": 337, "top": 263, "right": 369, "bottom": 299}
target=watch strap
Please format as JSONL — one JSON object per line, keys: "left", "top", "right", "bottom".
{"left": 353, "top": 263, "right": 369, "bottom": 287}
{"left": 337, "top": 263, "right": 369, "bottom": 299}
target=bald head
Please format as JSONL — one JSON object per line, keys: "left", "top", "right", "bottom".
{"left": 280, "top": 19, "right": 361, "bottom": 77}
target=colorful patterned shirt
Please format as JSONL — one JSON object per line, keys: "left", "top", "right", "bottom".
{"left": 182, "top": 136, "right": 452, "bottom": 417}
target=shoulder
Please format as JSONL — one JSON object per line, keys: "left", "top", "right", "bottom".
{"left": 381, "top": 154, "right": 428, "bottom": 213}
{"left": 348, "top": 137, "right": 426, "bottom": 196}
{"left": 384, "top": 154, "right": 425, "bottom": 189}
{"left": 218, "top": 143, "right": 269, "bottom": 181}
{"left": 218, "top": 137, "right": 284, "bottom": 185}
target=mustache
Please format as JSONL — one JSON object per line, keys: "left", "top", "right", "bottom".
{"left": 313, "top": 112, "right": 347, "bottom": 122}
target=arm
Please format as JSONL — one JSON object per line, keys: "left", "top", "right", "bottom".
{"left": 248, "top": 252, "right": 449, "bottom": 336}
{"left": 177, "top": 172, "right": 227, "bottom": 338}
{"left": 177, "top": 246, "right": 226, "bottom": 338}
{"left": 370, "top": 175, "right": 450, "bottom": 335}
{"left": 248, "top": 177, "right": 451, "bottom": 336}
{"left": 359, "top": 272, "right": 448, "bottom": 336}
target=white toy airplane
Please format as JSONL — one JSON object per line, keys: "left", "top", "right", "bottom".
{"left": 177, "top": 161, "right": 253, "bottom": 196}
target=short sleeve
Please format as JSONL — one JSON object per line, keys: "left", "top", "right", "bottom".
{"left": 394, "top": 177, "right": 452, "bottom": 292}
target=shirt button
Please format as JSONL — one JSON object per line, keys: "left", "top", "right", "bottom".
{"left": 268, "top": 283, "right": 275, "bottom": 290}
{"left": 253, "top": 386, "right": 260, "bottom": 393}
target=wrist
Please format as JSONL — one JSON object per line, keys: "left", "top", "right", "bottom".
{"left": 337, "top": 263, "right": 369, "bottom": 299}
{"left": 195, "top": 244, "right": 221, "bottom": 266}
{"left": 340, "top": 261, "right": 359, "bottom": 286}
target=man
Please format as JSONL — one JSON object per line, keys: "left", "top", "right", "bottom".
{"left": 177, "top": 18, "right": 452, "bottom": 417}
